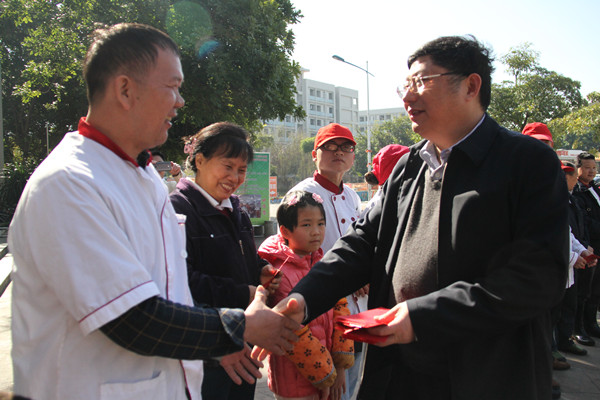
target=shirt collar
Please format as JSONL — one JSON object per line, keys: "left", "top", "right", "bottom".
{"left": 187, "top": 178, "right": 233, "bottom": 211}
{"left": 77, "top": 117, "right": 149, "bottom": 168}
{"left": 419, "top": 114, "right": 485, "bottom": 180}
{"left": 313, "top": 170, "right": 343, "bottom": 195}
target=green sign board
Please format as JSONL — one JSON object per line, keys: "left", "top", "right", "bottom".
{"left": 236, "top": 152, "right": 270, "bottom": 224}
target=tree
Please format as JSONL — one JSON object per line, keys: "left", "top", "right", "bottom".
{"left": 488, "top": 43, "right": 585, "bottom": 131}
{"left": 269, "top": 133, "right": 314, "bottom": 195}
{"left": 550, "top": 92, "right": 600, "bottom": 153}
{"left": 0, "top": 0, "right": 304, "bottom": 220}
{"left": 351, "top": 116, "right": 420, "bottom": 179}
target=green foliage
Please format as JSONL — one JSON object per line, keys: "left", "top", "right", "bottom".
{"left": 300, "top": 137, "right": 314, "bottom": 153}
{"left": 489, "top": 44, "right": 585, "bottom": 131}
{"left": 351, "top": 117, "right": 420, "bottom": 179}
{"left": 1, "top": 0, "right": 303, "bottom": 168}
{"left": 549, "top": 101, "right": 600, "bottom": 153}
{"left": 269, "top": 134, "right": 314, "bottom": 194}
{"left": 0, "top": 147, "right": 40, "bottom": 225}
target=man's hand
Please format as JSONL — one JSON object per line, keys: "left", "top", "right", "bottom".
{"left": 219, "top": 344, "right": 263, "bottom": 385}
{"left": 369, "top": 301, "right": 415, "bottom": 346}
{"left": 244, "top": 286, "right": 301, "bottom": 357}
{"left": 575, "top": 255, "right": 588, "bottom": 269}
{"left": 250, "top": 292, "right": 306, "bottom": 361}
{"left": 582, "top": 249, "right": 598, "bottom": 267}
{"left": 354, "top": 284, "right": 369, "bottom": 298}
{"left": 169, "top": 162, "right": 182, "bottom": 181}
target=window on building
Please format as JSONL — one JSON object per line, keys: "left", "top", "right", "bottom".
{"left": 317, "top": 119, "right": 322, "bottom": 126}
{"left": 310, "top": 118, "right": 315, "bottom": 125}
{"left": 379, "top": 115, "right": 385, "bottom": 121}
{"left": 310, "top": 89, "right": 315, "bottom": 96}
{"left": 329, "top": 107, "right": 333, "bottom": 114}
{"left": 310, "top": 104, "right": 315, "bottom": 110}
{"left": 316, "top": 90, "right": 321, "bottom": 97}
{"left": 329, "top": 92, "right": 333, "bottom": 100}
{"left": 317, "top": 105, "right": 321, "bottom": 112}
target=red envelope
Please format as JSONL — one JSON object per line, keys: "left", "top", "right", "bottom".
{"left": 583, "top": 254, "right": 600, "bottom": 264}
{"left": 335, "top": 308, "right": 393, "bottom": 344}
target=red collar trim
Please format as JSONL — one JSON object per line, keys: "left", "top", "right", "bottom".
{"left": 77, "top": 117, "right": 145, "bottom": 167}
{"left": 578, "top": 178, "right": 591, "bottom": 188}
{"left": 313, "top": 171, "right": 343, "bottom": 195}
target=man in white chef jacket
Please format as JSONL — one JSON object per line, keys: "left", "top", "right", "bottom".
{"left": 8, "top": 23, "right": 299, "bottom": 400}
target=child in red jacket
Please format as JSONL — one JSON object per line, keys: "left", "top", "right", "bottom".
{"left": 259, "top": 191, "right": 353, "bottom": 400}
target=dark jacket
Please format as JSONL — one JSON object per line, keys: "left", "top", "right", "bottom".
{"left": 170, "top": 178, "right": 265, "bottom": 309}
{"left": 569, "top": 193, "right": 589, "bottom": 247}
{"left": 573, "top": 180, "right": 600, "bottom": 252}
{"left": 292, "top": 115, "right": 569, "bottom": 400}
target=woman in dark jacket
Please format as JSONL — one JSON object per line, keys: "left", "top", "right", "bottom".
{"left": 170, "top": 122, "right": 280, "bottom": 400}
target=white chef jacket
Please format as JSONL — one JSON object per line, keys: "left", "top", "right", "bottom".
{"left": 9, "top": 130, "right": 203, "bottom": 400}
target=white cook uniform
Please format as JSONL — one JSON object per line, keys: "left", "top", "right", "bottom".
{"left": 9, "top": 131, "right": 203, "bottom": 400}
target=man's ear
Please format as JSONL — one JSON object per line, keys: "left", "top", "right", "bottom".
{"left": 312, "top": 149, "right": 317, "bottom": 162}
{"left": 113, "top": 74, "right": 135, "bottom": 111}
{"left": 465, "top": 73, "right": 482, "bottom": 101}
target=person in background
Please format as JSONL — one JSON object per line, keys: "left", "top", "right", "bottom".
{"left": 573, "top": 152, "right": 600, "bottom": 345}
{"left": 264, "top": 35, "right": 569, "bottom": 400}
{"left": 288, "top": 123, "right": 366, "bottom": 400}
{"left": 362, "top": 144, "right": 410, "bottom": 215}
{"left": 151, "top": 149, "right": 182, "bottom": 192}
{"left": 556, "top": 161, "right": 595, "bottom": 358}
{"left": 170, "top": 121, "right": 282, "bottom": 400}
{"left": 259, "top": 190, "right": 354, "bottom": 400}
{"left": 522, "top": 121, "right": 569, "bottom": 398}
{"left": 7, "top": 23, "right": 299, "bottom": 400}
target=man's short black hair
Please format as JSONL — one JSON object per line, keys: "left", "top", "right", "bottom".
{"left": 83, "top": 23, "right": 180, "bottom": 104}
{"left": 408, "top": 35, "right": 494, "bottom": 110}
{"left": 576, "top": 152, "right": 596, "bottom": 168}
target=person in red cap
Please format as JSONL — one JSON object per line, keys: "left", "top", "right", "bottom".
{"left": 522, "top": 122, "right": 554, "bottom": 148}
{"left": 288, "top": 122, "right": 365, "bottom": 400}
{"left": 362, "top": 144, "right": 410, "bottom": 215}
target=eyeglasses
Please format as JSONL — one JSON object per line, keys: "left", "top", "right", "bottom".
{"left": 319, "top": 143, "right": 355, "bottom": 153}
{"left": 397, "top": 72, "right": 460, "bottom": 97}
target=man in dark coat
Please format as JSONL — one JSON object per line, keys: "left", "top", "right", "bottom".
{"left": 263, "top": 36, "right": 569, "bottom": 399}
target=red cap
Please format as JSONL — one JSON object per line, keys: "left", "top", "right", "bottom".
{"left": 561, "top": 161, "right": 575, "bottom": 173}
{"left": 522, "top": 122, "right": 553, "bottom": 145}
{"left": 313, "top": 123, "right": 356, "bottom": 150}
{"left": 372, "top": 144, "right": 410, "bottom": 184}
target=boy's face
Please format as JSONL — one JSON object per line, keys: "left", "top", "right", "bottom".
{"left": 312, "top": 138, "right": 355, "bottom": 177}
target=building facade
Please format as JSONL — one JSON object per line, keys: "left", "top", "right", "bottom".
{"left": 263, "top": 69, "right": 359, "bottom": 143}
{"left": 358, "top": 107, "right": 408, "bottom": 135}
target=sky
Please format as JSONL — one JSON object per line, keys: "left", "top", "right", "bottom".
{"left": 289, "top": 0, "right": 600, "bottom": 111}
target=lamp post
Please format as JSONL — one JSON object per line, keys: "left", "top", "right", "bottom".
{"left": 332, "top": 55, "right": 374, "bottom": 199}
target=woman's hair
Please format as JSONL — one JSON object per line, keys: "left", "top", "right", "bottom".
{"left": 187, "top": 122, "right": 254, "bottom": 173}
{"left": 277, "top": 191, "right": 326, "bottom": 232}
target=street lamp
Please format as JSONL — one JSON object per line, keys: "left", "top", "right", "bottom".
{"left": 332, "top": 54, "right": 375, "bottom": 199}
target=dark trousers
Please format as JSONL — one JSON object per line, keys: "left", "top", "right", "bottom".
{"left": 201, "top": 363, "right": 256, "bottom": 400}
{"left": 358, "top": 346, "right": 451, "bottom": 400}
{"left": 555, "top": 283, "right": 578, "bottom": 347}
